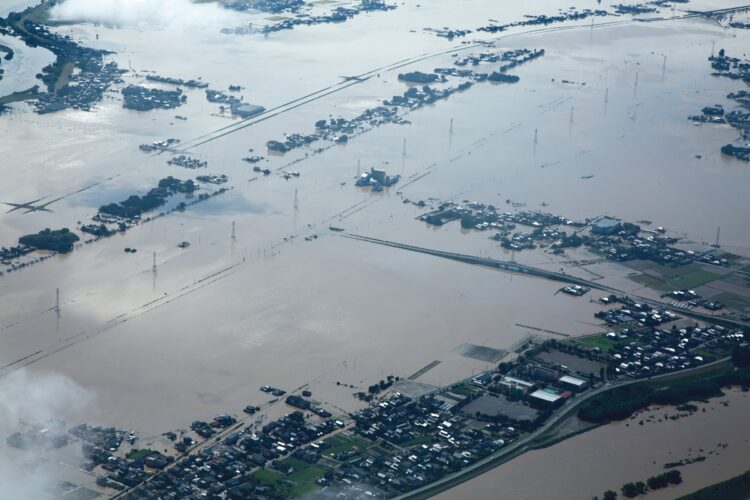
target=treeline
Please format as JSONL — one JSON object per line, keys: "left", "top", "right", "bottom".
{"left": 580, "top": 347, "right": 750, "bottom": 423}
{"left": 355, "top": 375, "right": 400, "bottom": 401}
{"left": 19, "top": 228, "right": 79, "bottom": 253}
{"left": 621, "top": 470, "right": 682, "bottom": 497}
{"left": 598, "top": 470, "right": 683, "bottom": 499}
{"left": 100, "top": 193, "right": 166, "bottom": 219}
{"left": 99, "top": 177, "right": 197, "bottom": 219}
{"left": 677, "top": 469, "right": 750, "bottom": 500}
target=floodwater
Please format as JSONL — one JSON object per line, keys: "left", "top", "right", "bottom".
{"left": 440, "top": 388, "right": 750, "bottom": 499}
{"left": 0, "top": 35, "right": 55, "bottom": 96}
{"left": 0, "top": 0, "right": 39, "bottom": 18}
{"left": 0, "top": 0, "right": 749, "bottom": 496}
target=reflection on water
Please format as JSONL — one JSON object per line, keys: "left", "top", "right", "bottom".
{"left": 0, "top": 34, "right": 54, "bottom": 96}
{"left": 0, "top": 0, "right": 748, "bottom": 496}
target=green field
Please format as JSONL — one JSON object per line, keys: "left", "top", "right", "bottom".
{"left": 448, "top": 384, "right": 475, "bottom": 397}
{"left": 281, "top": 458, "right": 328, "bottom": 497}
{"left": 249, "top": 458, "right": 329, "bottom": 497}
{"left": 402, "top": 434, "right": 435, "bottom": 448}
{"left": 630, "top": 263, "right": 720, "bottom": 292}
{"left": 693, "top": 346, "right": 731, "bottom": 361}
{"left": 322, "top": 433, "right": 372, "bottom": 457}
{"left": 250, "top": 468, "right": 284, "bottom": 485}
{"left": 574, "top": 335, "right": 618, "bottom": 353}
{"left": 126, "top": 449, "right": 152, "bottom": 460}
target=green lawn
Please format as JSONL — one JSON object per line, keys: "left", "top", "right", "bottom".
{"left": 126, "top": 449, "right": 152, "bottom": 460}
{"left": 448, "top": 384, "right": 475, "bottom": 397}
{"left": 654, "top": 263, "right": 704, "bottom": 278}
{"left": 692, "top": 346, "right": 731, "bottom": 361}
{"left": 281, "top": 458, "right": 328, "bottom": 497}
{"left": 322, "top": 434, "right": 372, "bottom": 457}
{"left": 573, "top": 335, "right": 617, "bottom": 353}
{"left": 669, "top": 269, "right": 721, "bottom": 289}
{"left": 631, "top": 266, "right": 720, "bottom": 292}
{"left": 631, "top": 273, "right": 667, "bottom": 290}
{"left": 250, "top": 468, "right": 284, "bottom": 485}
{"left": 249, "top": 458, "right": 329, "bottom": 498}
{"left": 402, "top": 434, "right": 434, "bottom": 448}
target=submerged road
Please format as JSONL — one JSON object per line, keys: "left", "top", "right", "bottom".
{"left": 344, "top": 233, "right": 617, "bottom": 291}
{"left": 398, "top": 356, "right": 733, "bottom": 500}
{"left": 174, "top": 4, "right": 750, "bottom": 152}
{"left": 343, "top": 234, "right": 750, "bottom": 329}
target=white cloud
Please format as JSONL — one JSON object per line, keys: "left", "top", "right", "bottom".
{"left": 0, "top": 369, "right": 94, "bottom": 498}
{"left": 50, "top": 0, "right": 238, "bottom": 29}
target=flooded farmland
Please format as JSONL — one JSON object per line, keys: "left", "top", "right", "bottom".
{"left": 1, "top": 0, "right": 749, "bottom": 497}
{"left": 440, "top": 388, "right": 750, "bottom": 499}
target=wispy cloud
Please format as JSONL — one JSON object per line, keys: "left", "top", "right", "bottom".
{"left": 0, "top": 369, "right": 94, "bottom": 497}
{"left": 50, "top": 0, "right": 239, "bottom": 29}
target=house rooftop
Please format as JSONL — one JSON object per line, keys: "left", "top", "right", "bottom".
{"left": 529, "top": 390, "right": 562, "bottom": 403}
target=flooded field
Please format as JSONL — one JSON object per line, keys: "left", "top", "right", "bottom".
{"left": 0, "top": 0, "right": 749, "bottom": 497}
{"left": 440, "top": 388, "right": 750, "bottom": 499}
{"left": 0, "top": 34, "right": 55, "bottom": 96}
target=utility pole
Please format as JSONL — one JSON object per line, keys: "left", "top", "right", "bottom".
{"left": 713, "top": 227, "right": 721, "bottom": 248}
{"left": 231, "top": 221, "right": 236, "bottom": 242}
{"left": 294, "top": 189, "right": 299, "bottom": 211}
{"left": 152, "top": 252, "right": 157, "bottom": 274}
{"left": 402, "top": 138, "right": 407, "bottom": 157}
{"left": 569, "top": 106, "right": 575, "bottom": 136}
{"left": 55, "top": 288, "right": 61, "bottom": 319}
{"left": 604, "top": 87, "right": 609, "bottom": 104}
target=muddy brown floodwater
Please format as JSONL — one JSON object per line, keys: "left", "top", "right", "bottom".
{"left": 439, "top": 388, "right": 750, "bottom": 499}
{"left": 1, "top": 0, "right": 750, "bottom": 497}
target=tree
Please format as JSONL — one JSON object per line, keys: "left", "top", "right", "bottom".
{"left": 621, "top": 482, "right": 646, "bottom": 498}
{"left": 603, "top": 491, "right": 617, "bottom": 500}
{"left": 621, "top": 483, "right": 638, "bottom": 498}
{"left": 732, "top": 345, "right": 750, "bottom": 367}
{"left": 665, "top": 470, "right": 682, "bottom": 485}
